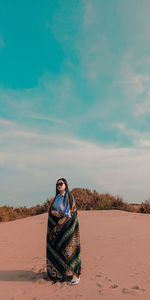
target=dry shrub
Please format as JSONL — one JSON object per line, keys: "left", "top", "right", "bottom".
{"left": 71, "top": 188, "right": 130, "bottom": 211}
{"left": 71, "top": 188, "right": 93, "bottom": 210}
{"left": 139, "top": 199, "right": 150, "bottom": 213}
{"left": 0, "top": 188, "right": 147, "bottom": 223}
{"left": 128, "top": 204, "right": 140, "bottom": 213}
{"left": 0, "top": 206, "right": 18, "bottom": 222}
{"left": 0, "top": 198, "right": 52, "bottom": 223}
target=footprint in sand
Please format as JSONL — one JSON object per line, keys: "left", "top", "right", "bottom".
{"left": 122, "top": 285, "right": 146, "bottom": 295}
{"left": 96, "top": 273, "right": 119, "bottom": 296}
{"left": 96, "top": 274, "right": 102, "bottom": 278}
{"left": 98, "top": 290, "right": 102, "bottom": 295}
{"left": 110, "top": 284, "right": 118, "bottom": 289}
{"left": 131, "top": 285, "right": 146, "bottom": 292}
{"left": 96, "top": 273, "right": 117, "bottom": 288}
{"left": 122, "top": 287, "right": 137, "bottom": 295}
{"left": 131, "top": 285, "right": 140, "bottom": 290}
{"left": 105, "top": 276, "right": 113, "bottom": 283}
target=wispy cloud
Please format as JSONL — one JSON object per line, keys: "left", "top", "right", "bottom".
{"left": 134, "top": 95, "right": 150, "bottom": 116}
{"left": 114, "top": 55, "right": 150, "bottom": 122}
{"left": 116, "top": 61, "right": 150, "bottom": 99}
{"left": 0, "top": 118, "right": 150, "bottom": 206}
{"left": 0, "top": 117, "right": 15, "bottom": 126}
{"left": 78, "top": 0, "right": 117, "bottom": 83}
{"left": 28, "top": 113, "right": 67, "bottom": 125}
{"left": 115, "top": 122, "right": 150, "bottom": 148}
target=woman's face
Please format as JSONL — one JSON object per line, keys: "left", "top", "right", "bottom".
{"left": 56, "top": 180, "right": 66, "bottom": 193}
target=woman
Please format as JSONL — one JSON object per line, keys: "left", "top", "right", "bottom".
{"left": 46, "top": 178, "right": 81, "bottom": 285}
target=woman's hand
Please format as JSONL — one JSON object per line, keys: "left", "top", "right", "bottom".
{"left": 58, "top": 216, "right": 68, "bottom": 225}
{"left": 51, "top": 210, "right": 57, "bottom": 215}
{"left": 51, "top": 210, "right": 64, "bottom": 217}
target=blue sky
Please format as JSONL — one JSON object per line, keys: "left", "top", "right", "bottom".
{"left": 0, "top": 0, "right": 150, "bottom": 207}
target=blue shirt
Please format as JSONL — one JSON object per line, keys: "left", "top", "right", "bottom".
{"left": 53, "top": 191, "right": 71, "bottom": 218}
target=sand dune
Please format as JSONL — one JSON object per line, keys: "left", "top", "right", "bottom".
{"left": 0, "top": 210, "right": 150, "bottom": 299}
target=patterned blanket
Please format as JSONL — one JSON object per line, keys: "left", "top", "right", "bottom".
{"left": 46, "top": 192, "right": 81, "bottom": 282}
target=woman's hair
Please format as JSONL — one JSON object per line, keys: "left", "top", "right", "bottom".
{"left": 55, "top": 177, "right": 70, "bottom": 196}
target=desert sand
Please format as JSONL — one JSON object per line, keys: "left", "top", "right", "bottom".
{"left": 0, "top": 209, "right": 150, "bottom": 300}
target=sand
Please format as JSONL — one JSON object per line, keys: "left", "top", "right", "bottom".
{"left": 0, "top": 209, "right": 150, "bottom": 300}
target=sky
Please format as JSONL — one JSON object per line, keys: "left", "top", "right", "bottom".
{"left": 0, "top": 0, "right": 150, "bottom": 207}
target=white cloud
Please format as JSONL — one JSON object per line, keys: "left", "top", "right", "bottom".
{"left": 134, "top": 96, "right": 150, "bottom": 116}
{"left": 138, "top": 139, "right": 150, "bottom": 147}
{"left": 0, "top": 119, "right": 150, "bottom": 206}
{"left": 0, "top": 73, "right": 84, "bottom": 131}
{"left": 115, "top": 123, "right": 126, "bottom": 131}
{"left": 114, "top": 122, "right": 150, "bottom": 148}
{"left": 0, "top": 117, "right": 15, "bottom": 126}
{"left": 117, "top": 62, "right": 150, "bottom": 99}
{"left": 115, "top": 55, "right": 150, "bottom": 119}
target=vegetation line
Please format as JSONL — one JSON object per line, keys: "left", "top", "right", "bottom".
{"left": 0, "top": 188, "right": 149, "bottom": 223}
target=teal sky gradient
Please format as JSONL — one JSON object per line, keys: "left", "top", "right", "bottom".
{"left": 0, "top": 0, "right": 150, "bottom": 207}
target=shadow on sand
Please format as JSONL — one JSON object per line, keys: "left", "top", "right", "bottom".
{"left": 0, "top": 270, "right": 72, "bottom": 283}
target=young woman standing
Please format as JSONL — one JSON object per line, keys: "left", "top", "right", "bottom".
{"left": 46, "top": 178, "right": 81, "bottom": 285}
